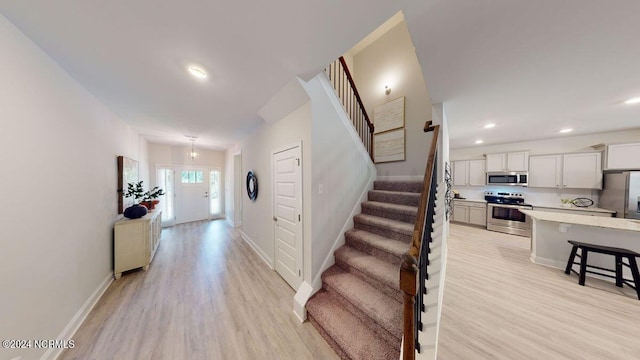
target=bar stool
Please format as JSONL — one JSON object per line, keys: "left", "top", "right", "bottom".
{"left": 565, "top": 240, "right": 640, "bottom": 300}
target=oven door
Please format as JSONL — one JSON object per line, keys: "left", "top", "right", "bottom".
{"left": 486, "top": 204, "right": 532, "bottom": 236}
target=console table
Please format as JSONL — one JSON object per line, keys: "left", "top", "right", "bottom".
{"left": 114, "top": 210, "right": 162, "bottom": 279}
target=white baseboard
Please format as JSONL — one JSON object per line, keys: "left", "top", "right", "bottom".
{"left": 239, "top": 230, "right": 274, "bottom": 269}
{"left": 377, "top": 175, "right": 424, "bottom": 181}
{"left": 225, "top": 216, "right": 235, "bottom": 228}
{"left": 293, "top": 281, "right": 313, "bottom": 322}
{"left": 43, "top": 273, "right": 113, "bottom": 360}
{"left": 530, "top": 254, "right": 565, "bottom": 270}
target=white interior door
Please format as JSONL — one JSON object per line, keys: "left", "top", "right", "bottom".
{"left": 273, "top": 145, "right": 303, "bottom": 290}
{"left": 175, "top": 167, "right": 209, "bottom": 224}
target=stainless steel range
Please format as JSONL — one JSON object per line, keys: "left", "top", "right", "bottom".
{"left": 485, "top": 191, "right": 532, "bottom": 237}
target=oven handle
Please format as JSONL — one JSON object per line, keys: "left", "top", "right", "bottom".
{"left": 488, "top": 204, "right": 533, "bottom": 210}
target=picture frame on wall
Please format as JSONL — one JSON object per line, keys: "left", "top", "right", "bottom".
{"left": 373, "top": 96, "right": 405, "bottom": 134}
{"left": 374, "top": 128, "right": 405, "bottom": 163}
{"left": 117, "top": 156, "right": 139, "bottom": 214}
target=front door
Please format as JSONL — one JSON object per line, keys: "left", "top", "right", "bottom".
{"left": 273, "top": 145, "right": 303, "bottom": 290}
{"left": 175, "top": 167, "right": 209, "bottom": 224}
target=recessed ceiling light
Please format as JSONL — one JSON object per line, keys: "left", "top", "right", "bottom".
{"left": 475, "top": 139, "right": 484, "bottom": 144}
{"left": 187, "top": 65, "right": 207, "bottom": 79}
{"left": 624, "top": 97, "right": 640, "bottom": 104}
{"left": 559, "top": 128, "right": 573, "bottom": 133}
{"left": 484, "top": 123, "right": 496, "bottom": 129}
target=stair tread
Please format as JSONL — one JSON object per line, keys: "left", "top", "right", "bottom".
{"left": 335, "top": 246, "right": 398, "bottom": 289}
{"left": 346, "top": 229, "right": 407, "bottom": 258}
{"left": 307, "top": 291, "right": 399, "bottom": 360}
{"left": 322, "top": 266, "right": 401, "bottom": 338}
{"left": 354, "top": 214, "right": 414, "bottom": 235}
{"left": 362, "top": 201, "right": 418, "bottom": 214}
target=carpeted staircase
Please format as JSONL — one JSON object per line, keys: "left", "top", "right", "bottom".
{"left": 307, "top": 180, "right": 422, "bottom": 360}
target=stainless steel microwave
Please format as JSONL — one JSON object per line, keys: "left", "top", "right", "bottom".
{"left": 486, "top": 171, "right": 528, "bottom": 186}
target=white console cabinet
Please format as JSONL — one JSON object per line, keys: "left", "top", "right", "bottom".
{"left": 114, "top": 210, "right": 162, "bottom": 279}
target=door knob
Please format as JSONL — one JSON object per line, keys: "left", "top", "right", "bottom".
{"left": 273, "top": 216, "right": 277, "bottom": 221}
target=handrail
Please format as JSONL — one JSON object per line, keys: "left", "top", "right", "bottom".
{"left": 400, "top": 120, "right": 440, "bottom": 359}
{"left": 325, "top": 57, "right": 375, "bottom": 161}
{"left": 338, "top": 57, "right": 374, "bottom": 132}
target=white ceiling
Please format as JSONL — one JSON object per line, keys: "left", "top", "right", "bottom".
{"left": 1, "top": 1, "right": 639, "bottom": 150}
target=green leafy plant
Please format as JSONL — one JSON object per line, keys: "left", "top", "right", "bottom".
{"left": 143, "top": 186, "right": 165, "bottom": 201}
{"left": 124, "top": 181, "right": 146, "bottom": 204}
{"left": 124, "top": 181, "right": 165, "bottom": 204}
{"left": 561, "top": 198, "right": 572, "bottom": 205}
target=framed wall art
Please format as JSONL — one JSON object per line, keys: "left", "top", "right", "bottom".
{"left": 373, "top": 96, "right": 405, "bottom": 134}
{"left": 374, "top": 128, "right": 405, "bottom": 163}
{"left": 117, "top": 156, "right": 139, "bottom": 214}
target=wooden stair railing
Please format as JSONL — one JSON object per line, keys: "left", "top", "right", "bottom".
{"left": 400, "top": 120, "right": 440, "bottom": 359}
{"left": 325, "top": 56, "right": 375, "bottom": 161}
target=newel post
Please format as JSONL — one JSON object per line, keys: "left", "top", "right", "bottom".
{"left": 400, "top": 253, "right": 418, "bottom": 360}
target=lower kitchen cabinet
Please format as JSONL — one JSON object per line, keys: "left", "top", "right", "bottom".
{"left": 452, "top": 200, "right": 487, "bottom": 227}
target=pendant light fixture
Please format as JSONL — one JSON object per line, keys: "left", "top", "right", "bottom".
{"left": 187, "top": 136, "right": 198, "bottom": 160}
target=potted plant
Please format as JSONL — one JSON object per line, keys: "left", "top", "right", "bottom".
{"left": 123, "top": 181, "right": 148, "bottom": 219}
{"left": 140, "top": 186, "right": 165, "bottom": 210}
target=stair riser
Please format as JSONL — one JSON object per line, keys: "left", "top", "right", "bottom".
{"left": 345, "top": 235, "right": 402, "bottom": 267}
{"left": 354, "top": 221, "right": 412, "bottom": 243}
{"left": 323, "top": 282, "right": 402, "bottom": 346}
{"left": 307, "top": 314, "right": 350, "bottom": 360}
{"left": 368, "top": 191, "right": 420, "bottom": 207}
{"left": 335, "top": 258, "right": 402, "bottom": 302}
{"left": 373, "top": 181, "right": 422, "bottom": 193}
{"left": 361, "top": 205, "right": 417, "bottom": 224}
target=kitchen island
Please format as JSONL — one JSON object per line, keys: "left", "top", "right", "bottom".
{"left": 521, "top": 209, "right": 640, "bottom": 281}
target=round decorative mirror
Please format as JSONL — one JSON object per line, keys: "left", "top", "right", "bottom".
{"left": 247, "top": 171, "right": 258, "bottom": 201}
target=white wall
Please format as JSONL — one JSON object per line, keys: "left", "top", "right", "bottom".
{"left": 303, "top": 73, "right": 377, "bottom": 285}
{"left": 237, "top": 102, "right": 312, "bottom": 267}
{"left": 353, "top": 21, "right": 433, "bottom": 178}
{"left": 0, "top": 14, "right": 147, "bottom": 360}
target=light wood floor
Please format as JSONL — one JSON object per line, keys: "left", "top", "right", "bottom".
{"left": 438, "top": 224, "right": 640, "bottom": 359}
{"left": 61, "top": 220, "right": 338, "bottom": 360}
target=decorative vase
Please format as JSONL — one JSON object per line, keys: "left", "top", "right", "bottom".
{"left": 140, "top": 200, "right": 160, "bottom": 210}
{"left": 124, "top": 204, "right": 148, "bottom": 219}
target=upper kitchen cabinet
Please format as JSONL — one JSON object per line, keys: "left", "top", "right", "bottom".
{"left": 529, "top": 152, "right": 602, "bottom": 189}
{"left": 606, "top": 142, "right": 640, "bottom": 170}
{"left": 529, "top": 155, "right": 562, "bottom": 188}
{"left": 562, "top": 152, "right": 602, "bottom": 189}
{"left": 453, "top": 160, "right": 485, "bottom": 186}
{"left": 486, "top": 151, "right": 529, "bottom": 172}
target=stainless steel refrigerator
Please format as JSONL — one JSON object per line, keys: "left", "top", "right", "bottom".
{"left": 600, "top": 171, "right": 640, "bottom": 219}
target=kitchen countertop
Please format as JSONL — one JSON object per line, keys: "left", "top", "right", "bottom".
{"left": 521, "top": 209, "right": 640, "bottom": 232}
{"left": 531, "top": 203, "right": 616, "bottom": 214}
{"left": 452, "top": 198, "right": 486, "bottom": 203}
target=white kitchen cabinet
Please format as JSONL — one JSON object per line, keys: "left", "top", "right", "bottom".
{"left": 486, "top": 151, "right": 529, "bottom": 172}
{"left": 606, "top": 143, "right": 640, "bottom": 170}
{"left": 529, "top": 155, "right": 562, "bottom": 188}
{"left": 562, "top": 152, "right": 602, "bottom": 189}
{"left": 453, "top": 160, "right": 485, "bottom": 186}
{"left": 468, "top": 206, "right": 487, "bottom": 226}
{"left": 453, "top": 161, "right": 469, "bottom": 186}
{"left": 452, "top": 204, "right": 469, "bottom": 223}
{"left": 114, "top": 210, "right": 162, "bottom": 279}
{"left": 452, "top": 200, "right": 487, "bottom": 227}
{"left": 486, "top": 153, "right": 507, "bottom": 172}
{"left": 468, "top": 160, "right": 486, "bottom": 186}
